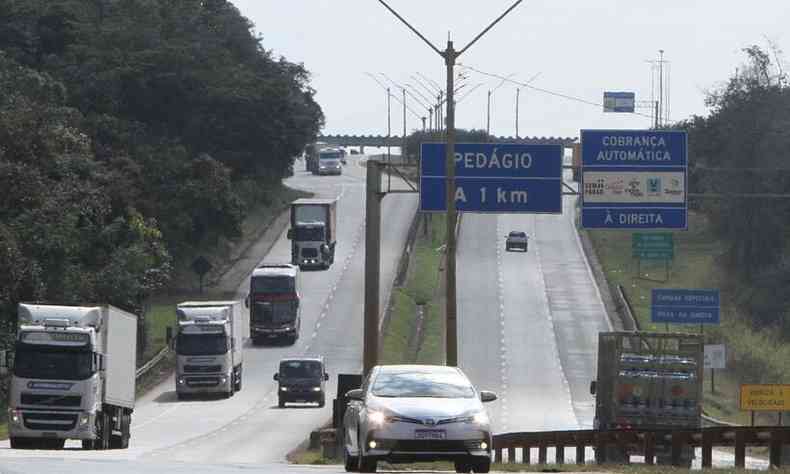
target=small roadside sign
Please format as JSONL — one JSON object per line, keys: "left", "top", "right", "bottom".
{"left": 603, "top": 92, "right": 635, "bottom": 113}
{"left": 740, "top": 384, "right": 790, "bottom": 411}
{"left": 704, "top": 344, "right": 726, "bottom": 369}
{"left": 633, "top": 233, "right": 674, "bottom": 260}
{"left": 651, "top": 288, "right": 720, "bottom": 324}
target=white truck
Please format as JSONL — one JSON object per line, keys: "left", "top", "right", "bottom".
{"left": 174, "top": 300, "right": 245, "bottom": 399}
{"left": 3, "top": 303, "right": 137, "bottom": 450}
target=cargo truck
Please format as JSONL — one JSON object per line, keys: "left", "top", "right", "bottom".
{"left": 174, "top": 300, "right": 244, "bottom": 399}
{"left": 590, "top": 331, "right": 703, "bottom": 466}
{"left": 287, "top": 198, "right": 337, "bottom": 270}
{"left": 3, "top": 303, "right": 137, "bottom": 450}
{"left": 247, "top": 264, "right": 301, "bottom": 345}
{"left": 316, "top": 147, "right": 343, "bottom": 175}
{"left": 305, "top": 141, "right": 329, "bottom": 173}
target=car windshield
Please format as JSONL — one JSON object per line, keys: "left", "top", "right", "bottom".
{"left": 371, "top": 370, "right": 475, "bottom": 398}
{"left": 252, "top": 276, "right": 294, "bottom": 293}
{"left": 253, "top": 301, "right": 296, "bottom": 324}
{"left": 176, "top": 333, "right": 228, "bottom": 356}
{"left": 509, "top": 232, "right": 526, "bottom": 238}
{"left": 14, "top": 347, "right": 94, "bottom": 381}
{"left": 280, "top": 360, "right": 323, "bottom": 379}
{"left": 294, "top": 226, "right": 324, "bottom": 241}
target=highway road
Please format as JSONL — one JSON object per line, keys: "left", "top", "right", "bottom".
{"left": 457, "top": 191, "right": 610, "bottom": 439}
{"left": 0, "top": 156, "right": 419, "bottom": 471}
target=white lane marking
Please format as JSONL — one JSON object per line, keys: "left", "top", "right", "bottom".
{"left": 132, "top": 404, "right": 181, "bottom": 430}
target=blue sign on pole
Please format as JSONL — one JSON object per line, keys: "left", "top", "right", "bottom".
{"left": 581, "top": 129, "right": 688, "bottom": 229}
{"left": 419, "top": 143, "right": 563, "bottom": 213}
{"left": 651, "top": 289, "right": 720, "bottom": 324}
{"left": 603, "top": 92, "right": 636, "bottom": 113}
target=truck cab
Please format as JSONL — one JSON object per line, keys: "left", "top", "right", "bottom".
{"left": 6, "top": 304, "right": 136, "bottom": 450}
{"left": 287, "top": 198, "right": 337, "bottom": 270}
{"left": 248, "top": 264, "right": 301, "bottom": 345}
{"left": 317, "top": 148, "right": 343, "bottom": 175}
{"left": 274, "top": 357, "right": 329, "bottom": 408}
{"left": 175, "top": 302, "right": 244, "bottom": 399}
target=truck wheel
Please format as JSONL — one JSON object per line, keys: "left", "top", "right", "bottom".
{"left": 45, "top": 439, "right": 65, "bottom": 450}
{"left": 473, "top": 458, "right": 491, "bottom": 473}
{"left": 235, "top": 370, "right": 242, "bottom": 392}
{"left": 318, "top": 396, "right": 325, "bottom": 408}
{"left": 99, "top": 411, "right": 111, "bottom": 450}
{"left": 278, "top": 397, "right": 286, "bottom": 408}
{"left": 453, "top": 460, "right": 472, "bottom": 473}
{"left": 81, "top": 439, "right": 94, "bottom": 450}
{"left": 344, "top": 447, "right": 359, "bottom": 472}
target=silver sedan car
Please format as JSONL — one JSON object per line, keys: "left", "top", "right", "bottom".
{"left": 343, "top": 365, "right": 497, "bottom": 473}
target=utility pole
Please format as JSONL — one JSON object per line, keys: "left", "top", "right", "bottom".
{"left": 377, "top": 0, "right": 524, "bottom": 367}
{"left": 486, "top": 90, "right": 491, "bottom": 137}
{"left": 658, "top": 49, "right": 664, "bottom": 128}
{"left": 402, "top": 87, "right": 407, "bottom": 161}
{"left": 363, "top": 161, "right": 383, "bottom": 376}
{"left": 515, "top": 87, "right": 520, "bottom": 139}
{"left": 421, "top": 116, "right": 426, "bottom": 131}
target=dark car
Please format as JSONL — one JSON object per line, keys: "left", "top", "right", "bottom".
{"left": 505, "top": 231, "right": 528, "bottom": 252}
{"left": 274, "top": 357, "right": 329, "bottom": 408}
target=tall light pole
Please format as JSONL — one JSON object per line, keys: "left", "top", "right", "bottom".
{"left": 376, "top": 0, "right": 524, "bottom": 368}
{"left": 515, "top": 87, "right": 520, "bottom": 139}
{"left": 484, "top": 72, "right": 517, "bottom": 138}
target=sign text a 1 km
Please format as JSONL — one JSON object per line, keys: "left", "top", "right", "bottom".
{"left": 419, "top": 143, "right": 563, "bottom": 213}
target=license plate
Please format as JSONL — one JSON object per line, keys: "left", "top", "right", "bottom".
{"left": 414, "top": 430, "right": 446, "bottom": 440}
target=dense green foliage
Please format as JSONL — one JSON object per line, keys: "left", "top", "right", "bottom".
{"left": 0, "top": 0, "right": 323, "bottom": 342}
{"left": 680, "top": 45, "right": 790, "bottom": 332}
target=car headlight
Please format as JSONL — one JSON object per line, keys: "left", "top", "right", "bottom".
{"left": 472, "top": 411, "right": 489, "bottom": 425}
{"left": 9, "top": 409, "right": 21, "bottom": 425}
{"left": 280, "top": 387, "right": 289, "bottom": 392}
{"left": 368, "top": 411, "right": 387, "bottom": 426}
{"left": 312, "top": 387, "right": 322, "bottom": 392}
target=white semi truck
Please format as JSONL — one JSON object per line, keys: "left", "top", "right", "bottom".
{"left": 174, "top": 300, "right": 245, "bottom": 399}
{"left": 3, "top": 303, "right": 137, "bottom": 450}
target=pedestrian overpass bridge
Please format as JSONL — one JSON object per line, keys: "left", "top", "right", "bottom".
{"left": 318, "top": 134, "right": 577, "bottom": 152}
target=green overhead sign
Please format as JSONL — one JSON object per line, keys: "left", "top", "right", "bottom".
{"left": 632, "top": 233, "right": 674, "bottom": 260}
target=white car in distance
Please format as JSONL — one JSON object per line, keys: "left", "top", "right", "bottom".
{"left": 343, "top": 365, "right": 497, "bottom": 473}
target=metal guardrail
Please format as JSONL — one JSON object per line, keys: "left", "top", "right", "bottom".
{"left": 616, "top": 284, "right": 640, "bottom": 331}
{"left": 135, "top": 346, "right": 170, "bottom": 379}
{"left": 493, "top": 426, "right": 790, "bottom": 468}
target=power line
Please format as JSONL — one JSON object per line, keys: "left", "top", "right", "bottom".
{"left": 460, "top": 64, "right": 656, "bottom": 120}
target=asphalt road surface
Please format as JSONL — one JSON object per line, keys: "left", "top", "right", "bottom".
{"left": 0, "top": 156, "right": 418, "bottom": 471}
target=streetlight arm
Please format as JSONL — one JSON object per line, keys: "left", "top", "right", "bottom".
{"left": 458, "top": 0, "right": 524, "bottom": 56}
{"left": 377, "top": 0, "right": 443, "bottom": 56}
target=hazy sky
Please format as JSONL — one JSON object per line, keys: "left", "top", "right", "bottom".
{"left": 232, "top": 1, "right": 789, "bottom": 139}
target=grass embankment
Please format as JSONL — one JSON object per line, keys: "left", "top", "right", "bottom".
{"left": 588, "top": 210, "right": 790, "bottom": 425}
{"left": 380, "top": 213, "right": 446, "bottom": 365}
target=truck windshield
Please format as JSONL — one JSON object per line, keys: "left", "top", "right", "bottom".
{"left": 294, "top": 226, "right": 324, "bottom": 241}
{"left": 280, "top": 360, "right": 323, "bottom": 379}
{"left": 14, "top": 347, "right": 94, "bottom": 381}
{"left": 319, "top": 152, "right": 341, "bottom": 160}
{"left": 176, "top": 333, "right": 228, "bottom": 356}
{"left": 252, "top": 276, "right": 295, "bottom": 293}
{"left": 253, "top": 301, "right": 297, "bottom": 324}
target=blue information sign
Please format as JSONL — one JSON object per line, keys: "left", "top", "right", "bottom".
{"left": 581, "top": 129, "right": 688, "bottom": 229}
{"left": 419, "top": 143, "right": 562, "bottom": 213}
{"left": 603, "top": 92, "right": 636, "bottom": 113}
{"left": 651, "top": 288, "right": 720, "bottom": 324}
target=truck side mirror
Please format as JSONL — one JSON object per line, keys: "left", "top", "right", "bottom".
{"left": 273, "top": 373, "right": 279, "bottom": 381}
{"left": 287, "top": 229, "right": 293, "bottom": 240}
{"left": 590, "top": 380, "right": 597, "bottom": 395}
